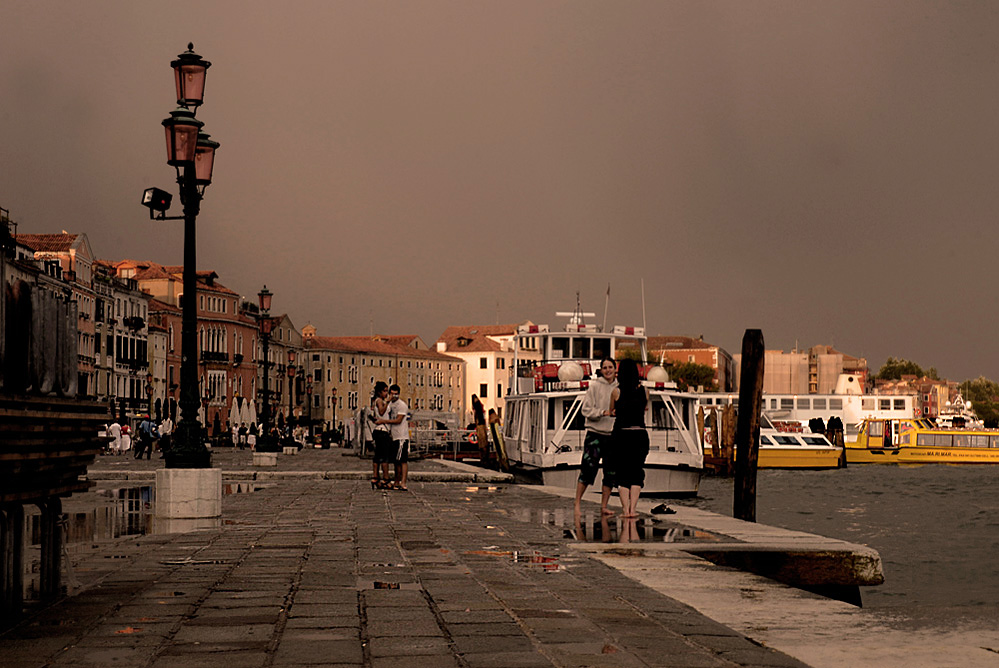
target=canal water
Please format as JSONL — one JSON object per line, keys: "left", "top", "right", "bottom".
{"left": 677, "top": 465, "right": 999, "bottom": 632}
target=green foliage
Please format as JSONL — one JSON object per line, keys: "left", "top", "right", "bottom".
{"left": 875, "top": 357, "right": 939, "bottom": 381}
{"left": 962, "top": 376, "right": 999, "bottom": 428}
{"left": 666, "top": 361, "right": 717, "bottom": 392}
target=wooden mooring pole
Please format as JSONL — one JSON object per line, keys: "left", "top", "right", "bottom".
{"left": 734, "top": 329, "right": 764, "bottom": 522}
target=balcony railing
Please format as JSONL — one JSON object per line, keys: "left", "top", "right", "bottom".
{"left": 201, "top": 351, "right": 230, "bottom": 364}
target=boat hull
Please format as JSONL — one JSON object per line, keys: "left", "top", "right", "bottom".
{"left": 758, "top": 447, "right": 844, "bottom": 469}
{"left": 537, "top": 464, "right": 701, "bottom": 497}
{"left": 846, "top": 445, "right": 999, "bottom": 465}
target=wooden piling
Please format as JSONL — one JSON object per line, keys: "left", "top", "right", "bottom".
{"left": 734, "top": 329, "right": 764, "bottom": 522}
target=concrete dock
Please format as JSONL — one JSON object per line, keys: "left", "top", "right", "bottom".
{"left": 0, "top": 448, "right": 887, "bottom": 667}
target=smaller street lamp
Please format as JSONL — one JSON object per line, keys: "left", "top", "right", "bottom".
{"left": 287, "top": 350, "right": 297, "bottom": 422}
{"left": 257, "top": 286, "right": 274, "bottom": 448}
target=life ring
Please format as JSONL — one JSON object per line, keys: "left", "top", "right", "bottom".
{"left": 466, "top": 432, "right": 478, "bottom": 445}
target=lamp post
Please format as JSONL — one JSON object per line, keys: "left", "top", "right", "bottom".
{"left": 287, "top": 350, "right": 297, "bottom": 424}
{"left": 141, "top": 44, "right": 219, "bottom": 469}
{"left": 258, "top": 286, "right": 274, "bottom": 446}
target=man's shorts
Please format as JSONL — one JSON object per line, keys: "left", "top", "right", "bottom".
{"left": 393, "top": 439, "right": 410, "bottom": 464}
{"left": 373, "top": 431, "right": 393, "bottom": 464}
{"left": 578, "top": 431, "right": 612, "bottom": 486}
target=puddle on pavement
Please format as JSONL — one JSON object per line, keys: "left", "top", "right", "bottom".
{"left": 512, "top": 507, "right": 725, "bottom": 544}
{"left": 25, "top": 483, "right": 261, "bottom": 547}
{"left": 464, "top": 548, "right": 568, "bottom": 573}
{"left": 356, "top": 578, "right": 422, "bottom": 590}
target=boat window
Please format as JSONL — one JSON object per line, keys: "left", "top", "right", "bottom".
{"left": 869, "top": 421, "right": 883, "bottom": 437}
{"left": 953, "top": 434, "right": 971, "bottom": 447}
{"left": 650, "top": 396, "right": 674, "bottom": 430}
{"left": 780, "top": 398, "right": 793, "bottom": 410}
{"left": 592, "top": 338, "right": 611, "bottom": 359}
{"left": 813, "top": 398, "right": 826, "bottom": 410}
{"left": 918, "top": 433, "right": 952, "bottom": 447}
{"left": 548, "top": 398, "right": 584, "bottom": 431}
{"left": 802, "top": 436, "right": 829, "bottom": 446}
{"left": 797, "top": 398, "right": 810, "bottom": 409}
{"left": 894, "top": 399, "right": 906, "bottom": 410}
{"left": 770, "top": 399, "right": 777, "bottom": 409}
{"left": 551, "top": 337, "right": 570, "bottom": 359}
{"left": 969, "top": 435, "right": 989, "bottom": 448}
{"left": 830, "top": 398, "right": 843, "bottom": 410}
{"left": 571, "top": 338, "right": 590, "bottom": 359}
{"left": 774, "top": 435, "right": 800, "bottom": 446}
{"left": 880, "top": 399, "right": 891, "bottom": 410}
{"left": 506, "top": 403, "right": 520, "bottom": 439}
{"left": 760, "top": 435, "right": 773, "bottom": 445}
{"left": 991, "top": 435, "right": 999, "bottom": 448}
{"left": 863, "top": 399, "right": 874, "bottom": 410}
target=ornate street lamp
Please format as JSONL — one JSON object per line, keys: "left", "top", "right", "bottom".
{"left": 287, "top": 350, "right": 297, "bottom": 422}
{"left": 140, "top": 43, "right": 220, "bottom": 469}
{"left": 258, "top": 286, "right": 274, "bottom": 447}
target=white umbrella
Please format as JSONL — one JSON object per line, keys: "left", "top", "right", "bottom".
{"left": 248, "top": 400, "right": 258, "bottom": 428}
{"left": 229, "top": 397, "right": 242, "bottom": 429}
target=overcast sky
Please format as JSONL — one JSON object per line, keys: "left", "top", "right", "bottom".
{"left": 4, "top": 1, "right": 999, "bottom": 381}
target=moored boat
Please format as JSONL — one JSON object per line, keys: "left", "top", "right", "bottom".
{"left": 847, "top": 417, "right": 999, "bottom": 464}
{"left": 502, "top": 318, "right": 702, "bottom": 496}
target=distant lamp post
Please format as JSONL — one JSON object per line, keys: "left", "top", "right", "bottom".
{"left": 258, "top": 286, "right": 274, "bottom": 445}
{"left": 287, "top": 350, "right": 297, "bottom": 422}
{"left": 140, "top": 43, "right": 220, "bottom": 469}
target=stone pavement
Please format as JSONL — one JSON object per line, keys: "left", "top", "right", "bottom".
{"left": 1, "top": 472, "right": 809, "bottom": 667}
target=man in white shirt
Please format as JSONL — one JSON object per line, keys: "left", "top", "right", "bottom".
{"left": 384, "top": 384, "right": 409, "bottom": 490}
{"left": 107, "top": 420, "right": 122, "bottom": 455}
{"left": 159, "top": 415, "right": 174, "bottom": 459}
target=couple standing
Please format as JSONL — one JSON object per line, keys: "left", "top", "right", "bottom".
{"left": 573, "top": 357, "right": 650, "bottom": 520}
{"left": 370, "top": 381, "right": 410, "bottom": 490}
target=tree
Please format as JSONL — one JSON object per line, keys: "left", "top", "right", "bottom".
{"left": 875, "top": 357, "right": 939, "bottom": 381}
{"left": 962, "top": 376, "right": 999, "bottom": 428}
{"left": 666, "top": 361, "right": 717, "bottom": 392}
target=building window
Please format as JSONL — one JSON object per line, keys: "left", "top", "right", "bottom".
{"left": 480, "top": 383, "right": 488, "bottom": 398}
{"left": 480, "top": 358, "right": 488, "bottom": 369}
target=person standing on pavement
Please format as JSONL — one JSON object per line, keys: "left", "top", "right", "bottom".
{"left": 574, "top": 357, "right": 618, "bottom": 521}
{"left": 107, "top": 419, "right": 122, "bottom": 455}
{"left": 370, "top": 382, "right": 392, "bottom": 488}
{"left": 380, "top": 384, "right": 410, "bottom": 490}
{"left": 158, "top": 414, "right": 174, "bottom": 459}
{"left": 608, "top": 358, "right": 650, "bottom": 518}
{"left": 471, "top": 394, "right": 488, "bottom": 462}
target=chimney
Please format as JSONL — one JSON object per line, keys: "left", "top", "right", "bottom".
{"left": 436, "top": 341, "right": 446, "bottom": 352}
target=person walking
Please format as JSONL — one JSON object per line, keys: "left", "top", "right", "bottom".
{"left": 574, "top": 357, "right": 618, "bottom": 520}
{"left": 135, "top": 415, "right": 155, "bottom": 460}
{"left": 608, "top": 358, "right": 650, "bottom": 518}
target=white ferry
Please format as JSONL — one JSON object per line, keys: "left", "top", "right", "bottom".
{"left": 502, "top": 320, "right": 703, "bottom": 496}
{"left": 695, "top": 374, "right": 915, "bottom": 443}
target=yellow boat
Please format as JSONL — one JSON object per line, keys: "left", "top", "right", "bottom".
{"left": 848, "top": 418, "right": 999, "bottom": 464}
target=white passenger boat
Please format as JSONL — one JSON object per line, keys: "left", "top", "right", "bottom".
{"left": 695, "top": 374, "right": 916, "bottom": 443}
{"left": 502, "top": 319, "right": 703, "bottom": 496}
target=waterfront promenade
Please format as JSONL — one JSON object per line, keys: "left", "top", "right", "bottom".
{"left": 0, "top": 448, "right": 807, "bottom": 668}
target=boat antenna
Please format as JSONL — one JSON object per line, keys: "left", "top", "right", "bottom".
{"left": 641, "top": 278, "right": 647, "bottom": 331}
{"left": 555, "top": 291, "right": 594, "bottom": 326}
{"left": 601, "top": 283, "right": 610, "bottom": 333}
{"left": 641, "top": 279, "right": 647, "bottom": 364}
